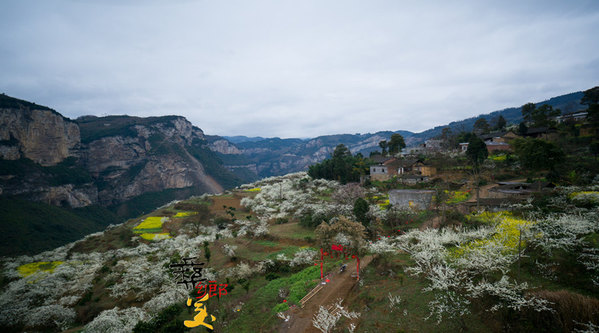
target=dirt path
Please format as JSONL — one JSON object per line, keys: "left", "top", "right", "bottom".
{"left": 465, "top": 183, "right": 497, "bottom": 202}
{"left": 279, "top": 255, "right": 374, "bottom": 333}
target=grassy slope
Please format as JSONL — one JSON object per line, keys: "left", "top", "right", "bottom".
{"left": 0, "top": 198, "right": 119, "bottom": 256}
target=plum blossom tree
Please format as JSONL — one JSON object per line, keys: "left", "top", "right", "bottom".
{"left": 315, "top": 216, "right": 367, "bottom": 256}
{"left": 312, "top": 298, "right": 360, "bottom": 333}
{"left": 84, "top": 307, "right": 149, "bottom": 333}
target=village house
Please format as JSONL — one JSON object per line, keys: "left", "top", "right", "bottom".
{"left": 423, "top": 139, "right": 443, "bottom": 151}
{"left": 370, "top": 164, "right": 390, "bottom": 181}
{"left": 479, "top": 131, "right": 519, "bottom": 143}
{"left": 460, "top": 131, "right": 520, "bottom": 154}
{"left": 413, "top": 161, "right": 437, "bottom": 176}
{"left": 369, "top": 157, "right": 436, "bottom": 181}
{"left": 400, "top": 146, "right": 425, "bottom": 156}
{"left": 557, "top": 110, "right": 588, "bottom": 123}
{"left": 523, "top": 127, "right": 558, "bottom": 140}
{"left": 459, "top": 142, "right": 469, "bottom": 153}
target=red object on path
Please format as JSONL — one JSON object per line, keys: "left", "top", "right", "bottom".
{"left": 320, "top": 248, "right": 324, "bottom": 279}
{"left": 325, "top": 278, "right": 330, "bottom": 283}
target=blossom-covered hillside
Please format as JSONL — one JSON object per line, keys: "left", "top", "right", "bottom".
{"left": 1, "top": 173, "right": 598, "bottom": 332}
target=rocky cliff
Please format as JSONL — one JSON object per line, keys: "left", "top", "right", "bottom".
{"left": 78, "top": 115, "right": 225, "bottom": 206}
{"left": 0, "top": 95, "right": 242, "bottom": 211}
{"left": 0, "top": 95, "right": 80, "bottom": 166}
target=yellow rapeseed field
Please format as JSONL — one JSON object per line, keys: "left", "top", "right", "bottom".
{"left": 140, "top": 233, "right": 171, "bottom": 241}
{"left": 17, "top": 261, "right": 63, "bottom": 277}
{"left": 455, "top": 212, "right": 533, "bottom": 257}
{"left": 133, "top": 216, "right": 166, "bottom": 234}
{"left": 174, "top": 212, "right": 195, "bottom": 217}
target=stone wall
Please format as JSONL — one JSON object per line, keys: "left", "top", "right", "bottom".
{"left": 389, "top": 189, "right": 435, "bottom": 210}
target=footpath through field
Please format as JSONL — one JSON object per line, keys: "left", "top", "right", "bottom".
{"left": 279, "top": 255, "right": 374, "bottom": 333}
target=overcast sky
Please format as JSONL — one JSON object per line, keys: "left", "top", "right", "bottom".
{"left": 1, "top": 1, "right": 598, "bottom": 138}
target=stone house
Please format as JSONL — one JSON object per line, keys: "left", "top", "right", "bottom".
{"left": 461, "top": 131, "right": 520, "bottom": 154}
{"left": 413, "top": 162, "right": 437, "bottom": 176}
{"left": 369, "top": 158, "right": 434, "bottom": 181}
{"left": 424, "top": 139, "right": 443, "bottom": 151}
{"left": 370, "top": 164, "right": 390, "bottom": 181}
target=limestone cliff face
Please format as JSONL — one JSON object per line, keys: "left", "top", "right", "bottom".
{"left": 31, "top": 184, "right": 99, "bottom": 208}
{"left": 79, "top": 116, "right": 222, "bottom": 206}
{"left": 0, "top": 98, "right": 94, "bottom": 207}
{"left": 209, "top": 139, "right": 242, "bottom": 154}
{"left": 0, "top": 107, "right": 80, "bottom": 166}
{"left": 0, "top": 95, "right": 234, "bottom": 210}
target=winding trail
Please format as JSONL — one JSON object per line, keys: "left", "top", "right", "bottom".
{"left": 279, "top": 255, "right": 374, "bottom": 333}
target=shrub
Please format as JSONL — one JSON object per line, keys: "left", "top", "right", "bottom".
{"left": 265, "top": 273, "right": 280, "bottom": 281}
{"left": 516, "top": 290, "right": 599, "bottom": 332}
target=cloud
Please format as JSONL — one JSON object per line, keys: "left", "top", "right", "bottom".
{"left": 1, "top": 0, "right": 598, "bottom": 138}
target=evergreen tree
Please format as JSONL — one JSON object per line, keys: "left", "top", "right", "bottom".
{"left": 378, "top": 140, "right": 388, "bottom": 156}
{"left": 353, "top": 198, "right": 370, "bottom": 226}
{"left": 388, "top": 134, "right": 406, "bottom": 155}
{"left": 466, "top": 135, "right": 488, "bottom": 210}
{"left": 494, "top": 115, "right": 507, "bottom": 130}
{"left": 473, "top": 118, "right": 490, "bottom": 134}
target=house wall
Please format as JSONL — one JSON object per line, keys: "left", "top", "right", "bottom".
{"left": 486, "top": 144, "right": 511, "bottom": 153}
{"left": 370, "top": 166, "right": 390, "bottom": 181}
{"left": 371, "top": 174, "right": 390, "bottom": 181}
{"left": 419, "top": 166, "right": 437, "bottom": 176}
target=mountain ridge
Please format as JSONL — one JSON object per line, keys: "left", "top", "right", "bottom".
{"left": 216, "top": 90, "right": 586, "bottom": 178}
{"left": 0, "top": 87, "right": 591, "bottom": 255}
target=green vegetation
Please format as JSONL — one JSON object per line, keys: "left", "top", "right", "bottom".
{"left": 133, "top": 304, "right": 187, "bottom": 333}
{"left": 521, "top": 102, "right": 560, "bottom": 128}
{"left": 225, "top": 262, "right": 337, "bottom": 332}
{"left": 513, "top": 137, "right": 564, "bottom": 177}
{"left": 0, "top": 157, "right": 92, "bottom": 186}
{"left": 0, "top": 197, "right": 118, "bottom": 256}
{"left": 110, "top": 186, "right": 210, "bottom": 219}
{"left": 187, "top": 140, "right": 245, "bottom": 188}
{"left": 76, "top": 115, "right": 182, "bottom": 143}
{"left": 308, "top": 144, "right": 372, "bottom": 183}
{"left": 0, "top": 93, "right": 54, "bottom": 112}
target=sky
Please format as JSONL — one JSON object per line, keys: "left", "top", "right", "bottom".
{"left": 1, "top": 1, "right": 598, "bottom": 138}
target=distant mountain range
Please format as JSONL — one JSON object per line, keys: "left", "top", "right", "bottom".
{"left": 215, "top": 90, "right": 587, "bottom": 178}
{"left": 223, "top": 135, "right": 269, "bottom": 144}
{"left": 0, "top": 89, "right": 589, "bottom": 255}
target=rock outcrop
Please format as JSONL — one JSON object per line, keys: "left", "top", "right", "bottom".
{"left": 0, "top": 106, "right": 80, "bottom": 166}
{"left": 0, "top": 95, "right": 234, "bottom": 210}
{"left": 79, "top": 116, "right": 223, "bottom": 206}
{"left": 209, "top": 138, "right": 242, "bottom": 155}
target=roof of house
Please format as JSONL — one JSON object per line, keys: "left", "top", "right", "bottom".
{"left": 371, "top": 155, "right": 391, "bottom": 164}
{"left": 479, "top": 131, "right": 509, "bottom": 141}
{"left": 560, "top": 110, "right": 588, "bottom": 117}
{"left": 384, "top": 158, "right": 419, "bottom": 168}
{"left": 486, "top": 142, "right": 510, "bottom": 147}
{"left": 525, "top": 127, "right": 557, "bottom": 135}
